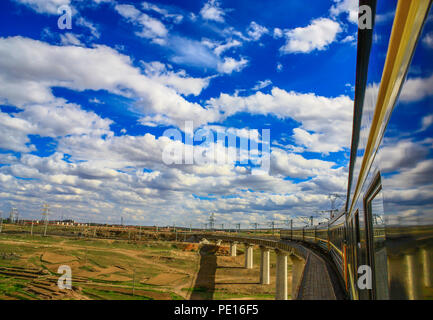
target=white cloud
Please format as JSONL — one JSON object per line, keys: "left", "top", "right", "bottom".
{"left": 270, "top": 148, "right": 336, "bottom": 178}
{"left": 0, "top": 101, "right": 111, "bottom": 152}
{"left": 341, "top": 35, "right": 355, "bottom": 43}
{"left": 59, "top": 33, "right": 83, "bottom": 46}
{"left": 13, "top": 0, "right": 71, "bottom": 15}
{"left": 246, "top": 21, "right": 268, "bottom": 41}
{"left": 330, "top": 0, "right": 359, "bottom": 24}
{"left": 0, "top": 36, "right": 217, "bottom": 128}
{"left": 14, "top": 1, "right": 101, "bottom": 39}
{"left": 273, "top": 28, "right": 283, "bottom": 39}
{"left": 214, "top": 40, "right": 242, "bottom": 56}
{"left": 141, "top": 61, "right": 211, "bottom": 96}
{"left": 141, "top": 1, "right": 183, "bottom": 24}
{"left": 115, "top": 4, "right": 167, "bottom": 42}
{"left": 18, "top": 103, "right": 112, "bottom": 138}
{"left": 0, "top": 111, "right": 35, "bottom": 152}
{"left": 280, "top": 18, "right": 342, "bottom": 54}
{"left": 217, "top": 57, "right": 248, "bottom": 74}
{"left": 292, "top": 128, "right": 346, "bottom": 154}
{"left": 207, "top": 88, "right": 353, "bottom": 153}
{"left": 276, "top": 62, "right": 283, "bottom": 72}
{"left": 252, "top": 79, "right": 272, "bottom": 91}
{"left": 76, "top": 17, "right": 101, "bottom": 39}
{"left": 200, "top": 0, "right": 226, "bottom": 23}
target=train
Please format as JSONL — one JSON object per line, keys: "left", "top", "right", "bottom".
{"left": 281, "top": 0, "right": 433, "bottom": 300}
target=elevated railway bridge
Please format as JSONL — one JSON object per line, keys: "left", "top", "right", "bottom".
{"left": 191, "top": 233, "right": 347, "bottom": 300}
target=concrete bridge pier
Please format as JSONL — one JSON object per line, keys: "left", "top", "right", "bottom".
{"left": 259, "top": 246, "right": 270, "bottom": 285}
{"left": 275, "top": 249, "right": 288, "bottom": 300}
{"left": 230, "top": 242, "right": 237, "bottom": 257}
{"left": 244, "top": 244, "right": 254, "bottom": 269}
{"left": 289, "top": 253, "right": 305, "bottom": 299}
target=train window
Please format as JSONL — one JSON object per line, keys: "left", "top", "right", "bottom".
{"left": 364, "top": 176, "right": 389, "bottom": 300}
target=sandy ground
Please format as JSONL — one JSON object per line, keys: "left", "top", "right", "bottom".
{"left": 0, "top": 235, "right": 291, "bottom": 300}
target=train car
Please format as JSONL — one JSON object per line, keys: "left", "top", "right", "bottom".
{"left": 303, "top": 226, "right": 316, "bottom": 244}
{"left": 281, "top": 0, "right": 433, "bottom": 300}
{"left": 328, "top": 210, "right": 346, "bottom": 279}
{"left": 315, "top": 223, "right": 329, "bottom": 252}
{"left": 291, "top": 227, "right": 304, "bottom": 241}
{"left": 345, "top": 0, "right": 433, "bottom": 300}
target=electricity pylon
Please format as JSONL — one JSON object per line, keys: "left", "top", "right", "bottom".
{"left": 208, "top": 213, "right": 215, "bottom": 230}
{"left": 9, "top": 207, "right": 18, "bottom": 224}
{"left": 42, "top": 203, "right": 49, "bottom": 236}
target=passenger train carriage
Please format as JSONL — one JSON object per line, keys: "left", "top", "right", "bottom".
{"left": 281, "top": 0, "right": 433, "bottom": 299}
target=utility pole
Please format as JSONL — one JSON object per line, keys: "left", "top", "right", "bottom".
{"left": 236, "top": 223, "right": 240, "bottom": 233}
{"left": 31, "top": 220, "right": 34, "bottom": 236}
{"left": 189, "top": 224, "right": 192, "bottom": 233}
{"left": 0, "top": 210, "right": 3, "bottom": 233}
{"left": 42, "top": 203, "right": 49, "bottom": 237}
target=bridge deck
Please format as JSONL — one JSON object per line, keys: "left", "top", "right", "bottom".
{"left": 296, "top": 251, "right": 337, "bottom": 300}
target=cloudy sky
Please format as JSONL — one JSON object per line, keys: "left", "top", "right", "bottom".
{"left": 0, "top": 0, "right": 359, "bottom": 227}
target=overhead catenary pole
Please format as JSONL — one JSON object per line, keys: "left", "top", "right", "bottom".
{"left": 208, "top": 213, "right": 215, "bottom": 230}
{"left": 269, "top": 221, "right": 275, "bottom": 235}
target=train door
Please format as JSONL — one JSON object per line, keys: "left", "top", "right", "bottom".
{"left": 364, "top": 175, "right": 389, "bottom": 299}
{"left": 354, "top": 210, "right": 361, "bottom": 272}
{"left": 349, "top": 210, "right": 361, "bottom": 299}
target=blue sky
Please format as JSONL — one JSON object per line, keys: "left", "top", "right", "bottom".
{"left": 0, "top": 0, "right": 361, "bottom": 227}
